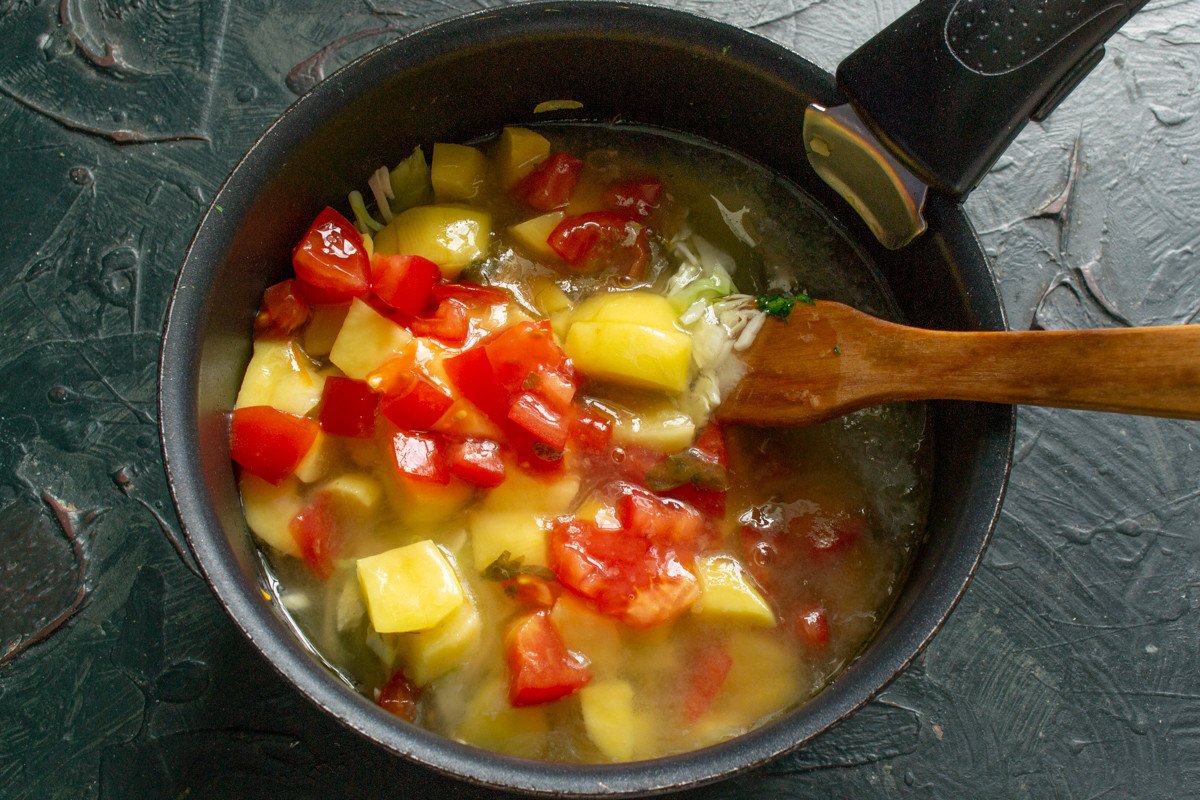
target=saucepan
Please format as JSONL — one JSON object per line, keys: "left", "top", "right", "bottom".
{"left": 159, "top": 1, "right": 1144, "bottom": 794}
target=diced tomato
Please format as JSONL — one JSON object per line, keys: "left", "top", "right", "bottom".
{"left": 294, "top": 277, "right": 355, "bottom": 305}
{"left": 664, "top": 482, "right": 726, "bottom": 519}
{"left": 502, "top": 574, "right": 560, "bottom": 609}
{"left": 799, "top": 511, "right": 865, "bottom": 559}
{"left": 377, "top": 668, "right": 421, "bottom": 722}
{"left": 547, "top": 212, "right": 650, "bottom": 278}
{"left": 794, "top": 606, "right": 830, "bottom": 649}
{"left": 387, "top": 429, "right": 449, "bottom": 484}
{"left": 548, "top": 517, "right": 698, "bottom": 627}
{"left": 432, "top": 282, "right": 511, "bottom": 306}
{"left": 615, "top": 483, "right": 706, "bottom": 556}
{"left": 444, "top": 346, "right": 509, "bottom": 426}
{"left": 484, "top": 320, "right": 567, "bottom": 392}
{"left": 366, "top": 350, "right": 418, "bottom": 395}
{"left": 410, "top": 298, "right": 470, "bottom": 346}
{"left": 317, "top": 377, "right": 378, "bottom": 438}
{"left": 446, "top": 437, "right": 506, "bottom": 487}
{"left": 371, "top": 254, "right": 440, "bottom": 315}
{"left": 528, "top": 366, "right": 575, "bottom": 413}
{"left": 568, "top": 404, "right": 615, "bottom": 452}
{"left": 255, "top": 279, "right": 311, "bottom": 337}
{"left": 509, "top": 428, "right": 568, "bottom": 475}
{"left": 505, "top": 611, "right": 591, "bottom": 706}
{"left": 289, "top": 492, "right": 343, "bottom": 579}
{"left": 292, "top": 207, "right": 370, "bottom": 298}
{"left": 604, "top": 178, "right": 663, "bottom": 218}
{"left": 508, "top": 392, "right": 569, "bottom": 450}
{"left": 230, "top": 406, "right": 319, "bottom": 485}
{"left": 514, "top": 153, "right": 584, "bottom": 211}
{"left": 380, "top": 376, "right": 454, "bottom": 431}
{"left": 681, "top": 640, "right": 732, "bottom": 723}
{"left": 693, "top": 422, "right": 728, "bottom": 469}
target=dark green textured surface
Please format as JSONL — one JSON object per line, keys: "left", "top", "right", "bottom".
{"left": 2, "top": 1, "right": 1199, "bottom": 798}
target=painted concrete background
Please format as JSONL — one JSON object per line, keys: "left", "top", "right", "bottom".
{"left": 1, "top": 1, "right": 1198, "bottom": 797}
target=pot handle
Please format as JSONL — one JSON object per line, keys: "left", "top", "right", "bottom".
{"left": 836, "top": 0, "right": 1147, "bottom": 197}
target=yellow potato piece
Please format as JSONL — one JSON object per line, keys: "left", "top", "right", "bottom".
{"left": 580, "top": 680, "right": 638, "bottom": 762}
{"left": 691, "top": 630, "right": 803, "bottom": 745}
{"left": 381, "top": 466, "right": 475, "bottom": 527}
{"left": 565, "top": 321, "right": 692, "bottom": 393}
{"left": 398, "top": 593, "right": 483, "bottom": 685}
{"left": 329, "top": 298, "right": 413, "bottom": 380}
{"left": 496, "top": 126, "right": 551, "bottom": 187}
{"left": 320, "top": 472, "right": 382, "bottom": 516}
{"left": 550, "top": 592, "right": 623, "bottom": 676}
{"left": 293, "top": 431, "right": 332, "bottom": 484}
{"left": 482, "top": 468, "right": 580, "bottom": 514}
{"left": 239, "top": 473, "right": 302, "bottom": 557}
{"left": 373, "top": 204, "right": 492, "bottom": 278}
{"left": 508, "top": 212, "right": 564, "bottom": 261}
{"left": 570, "top": 290, "right": 678, "bottom": 329}
{"left": 455, "top": 676, "right": 549, "bottom": 758}
{"left": 431, "top": 143, "right": 488, "bottom": 202}
{"left": 303, "top": 303, "right": 350, "bottom": 358}
{"left": 235, "top": 338, "right": 325, "bottom": 416}
{"left": 610, "top": 399, "right": 696, "bottom": 453}
{"left": 469, "top": 511, "right": 548, "bottom": 571}
{"left": 530, "top": 276, "right": 573, "bottom": 316}
{"left": 357, "top": 540, "right": 465, "bottom": 633}
{"left": 691, "top": 554, "right": 777, "bottom": 627}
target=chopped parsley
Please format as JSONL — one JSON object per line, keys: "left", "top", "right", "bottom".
{"left": 481, "top": 550, "right": 556, "bottom": 583}
{"left": 644, "top": 449, "right": 729, "bottom": 492}
{"left": 755, "top": 291, "right": 814, "bottom": 320}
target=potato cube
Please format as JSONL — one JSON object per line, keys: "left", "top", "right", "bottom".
{"left": 509, "top": 212, "right": 564, "bottom": 262}
{"left": 530, "top": 277, "right": 573, "bottom": 316}
{"left": 570, "top": 290, "right": 678, "bottom": 329}
{"left": 691, "top": 554, "right": 776, "bottom": 627}
{"left": 293, "top": 431, "right": 332, "bottom": 483}
{"left": 496, "top": 126, "right": 551, "bottom": 187}
{"left": 550, "top": 592, "right": 623, "bottom": 676}
{"left": 692, "top": 631, "right": 802, "bottom": 744}
{"left": 481, "top": 468, "right": 580, "bottom": 514}
{"left": 239, "top": 473, "right": 303, "bottom": 557}
{"left": 303, "top": 303, "right": 350, "bottom": 358}
{"left": 373, "top": 204, "right": 492, "bottom": 278}
{"left": 469, "top": 511, "right": 548, "bottom": 572}
{"left": 610, "top": 399, "right": 696, "bottom": 453}
{"left": 431, "top": 143, "right": 488, "bottom": 202}
{"left": 329, "top": 298, "right": 413, "bottom": 380}
{"left": 382, "top": 468, "right": 475, "bottom": 527}
{"left": 357, "top": 540, "right": 465, "bottom": 633}
{"left": 454, "top": 677, "right": 549, "bottom": 758}
{"left": 565, "top": 321, "right": 692, "bottom": 393}
{"left": 580, "top": 680, "right": 638, "bottom": 762}
{"left": 398, "top": 594, "right": 483, "bottom": 685}
{"left": 320, "top": 472, "right": 382, "bottom": 515}
{"left": 235, "top": 338, "right": 325, "bottom": 416}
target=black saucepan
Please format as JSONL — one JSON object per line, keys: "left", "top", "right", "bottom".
{"left": 159, "top": 2, "right": 1138, "bottom": 794}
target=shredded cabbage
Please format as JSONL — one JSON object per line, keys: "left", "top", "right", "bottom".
{"left": 388, "top": 145, "right": 433, "bottom": 213}
{"left": 666, "top": 232, "right": 735, "bottom": 312}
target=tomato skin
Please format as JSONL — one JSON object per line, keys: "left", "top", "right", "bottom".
{"left": 255, "top": 279, "right": 311, "bottom": 337}
{"left": 444, "top": 346, "right": 510, "bottom": 426}
{"left": 794, "top": 606, "right": 830, "bottom": 649}
{"left": 292, "top": 207, "right": 370, "bottom": 298}
{"left": 547, "top": 212, "right": 649, "bottom": 278}
{"left": 502, "top": 574, "right": 560, "bottom": 609}
{"left": 507, "top": 392, "right": 569, "bottom": 450}
{"left": 568, "top": 404, "right": 615, "bottom": 452}
{"left": 432, "top": 282, "right": 511, "bottom": 306}
{"left": 506, "top": 611, "right": 591, "bottom": 706}
{"left": 366, "top": 351, "right": 418, "bottom": 396}
{"left": 380, "top": 376, "right": 454, "bottom": 431}
{"left": 318, "top": 377, "right": 378, "bottom": 438}
{"left": 230, "top": 406, "right": 319, "bottom": 484}
{"left": 290, "top": 492, "right": 343, "bottom": 579}
{"left": 484, "top": 321, "right": 568, "bottom": 392}
{"left": 681, "top": 640, "right": 732, "bottom": 723}
{"left": 446, "top": 437, "right": 506, "bottom": 488}
{"left": 410, "top": 298, "right": 470, "bottom": 346}
{"left": 515, "top": 153, "right": 584, "bottom": 211}
{"left": 616, "top": 484, "right": 706, "bottom": 557}
{"left": 371, "top": 254, "right": 440, "bottom": 315}
{"left": 294, "top": 277, "right": 354, "bottom": 305}
{"left": 377, "top": 668, "right": 421, "bottom": 722}
{"left": 604, "top": 178, "right": 663, "bottom": 218}
{"left": 387, "top": 429, "right": 450, "bottom": 484}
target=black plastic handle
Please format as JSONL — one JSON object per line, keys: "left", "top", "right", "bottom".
{"left": 837, "top": 0, "right": 1147, "bottom": 197}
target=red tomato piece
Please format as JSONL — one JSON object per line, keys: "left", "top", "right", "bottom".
{"left": 377, "top": 668, "right": 421, "bottom": 722}
{"left": 604, "top": 178, "right": 663, "bottom": 218}
{"left": 255, "top": 279, "right": 311, "bottom": 337}
{"left": 318, "top": 377, "right": 378, "bottom": 438}
{"left": 371, "top": 254, "right": 440, "bottom": 315}
{"left": 547, "top": 212, "right": 650, "bottom": 278}
{"left": 230, "top": 406, "right": 319, "bottom": 485}
{"left": 664, "top": 482, "right": 726, "bottom": 519}
{"left": 681, "top": 640, "right": 732, "bottom": 723}
{"left": 444, "top": 346, "right": 509, "bottom": 426}
{"left": 502, "top": 574, "right": 560, "bottom": 609}
{"left": 410, "top": 298, "right": 470, "bottom": 346}
{"left": 568, "top": 404, "right": 615, "bottom": 452}
{"left": 616, "top": 484, "right": 706, "bottom": 556}
{"left": 289, "top": 492, "right": 343, "bottom": 579}
{"left": 380, "top": 376, "right": 454, "bottom": 431}
{"left": 505, "top": 611, "right": 591, "bottom": 706}
{"left": 514, "top": 153, "right": 584, "bottom": 211}
{"left": 548, "top": 517, "right": 699, "bottom": 627}
{"left": 794, "top": 606, "right": 830, "bottom": 649}
{"left": 293, "top": 277, "right": 355, "bottom": 305}
{"left": 292, "top": 207, "right": 370, "bottom": 298}
{"left": 484, "top": 320, "right": 567, "bottom": 392}
{"left": 799, "top": 511, "right": 865, "bottom": 559}
{"left": 693, "top": 422, "right": 728, "bottom": 469}
{"left": 446, "top": 437, "right": 506, "bottom": 488}
{"left": 507, "top": 392, "right": 569, "bottom": 450}
{"left": 366, "top": 350, "right": 418, "bottom": 396}
{"left": 528, "top": 365, "right": 575, "bottom": 413}
{"left": 387, "top": 429, "right": 450, "bottom": 484}
{"left": 432, "top": 282, "right": 511, "bottom": 306}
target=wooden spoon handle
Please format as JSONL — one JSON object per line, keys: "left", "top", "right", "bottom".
{"left": 718, "top": 301, "right": 1200, "bottom": 426}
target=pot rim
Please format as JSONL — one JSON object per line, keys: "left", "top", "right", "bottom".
{"left": 159, "top": 1, "right": 1015, "bottom": 795}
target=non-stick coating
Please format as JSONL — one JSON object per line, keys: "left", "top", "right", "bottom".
{"left": 159, "top": 2, "right": 1014, "bottom": 795}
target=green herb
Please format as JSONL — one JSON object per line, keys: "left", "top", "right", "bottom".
{"left": 755, "top": 291, "right": 814, "bottom": 320}
{"left": 215, "top": 204, "right": 224, "bottom": 213}
{"left": 832, "top": 345, "right": 841, "bottom": 355}
{"left": 644, "top": 449, "right": 729, "bottom": 492}
{"left": 481, "top": 550, "right": 556, "bottom": 583}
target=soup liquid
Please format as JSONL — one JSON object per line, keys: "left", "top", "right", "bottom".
{"left": 256, "top": 124, "right": 931, "bottom": 761}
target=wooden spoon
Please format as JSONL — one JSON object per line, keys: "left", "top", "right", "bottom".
{"left": 716, "top": 300, "right": 1200, "bottom": 426}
